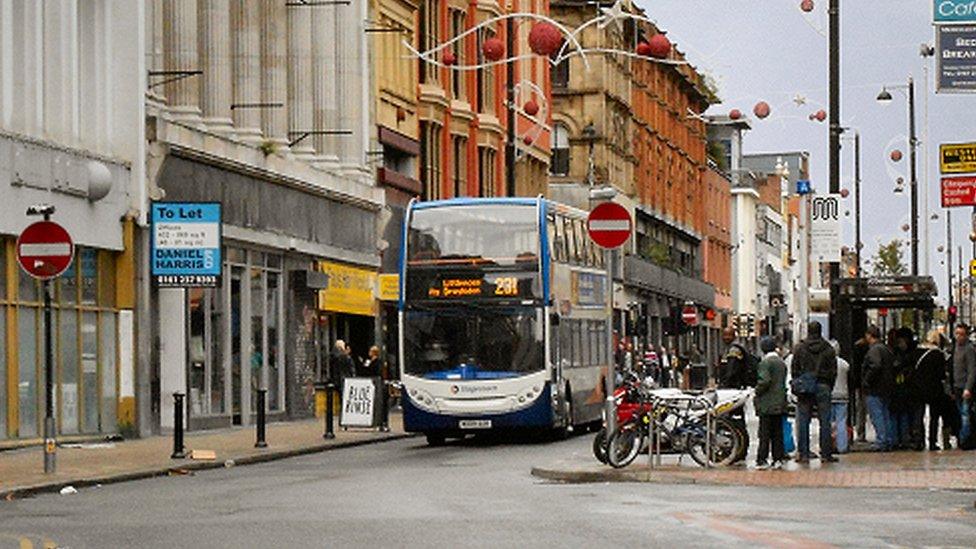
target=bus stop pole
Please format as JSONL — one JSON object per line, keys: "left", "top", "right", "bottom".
{"left": 605, "top": 249, "right": 616, "bottom": 434}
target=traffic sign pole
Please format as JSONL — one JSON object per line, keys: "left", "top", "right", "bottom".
{"left": 17, "top": 208, "right": 74, "bottom": 474}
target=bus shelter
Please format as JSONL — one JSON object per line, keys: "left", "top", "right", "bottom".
{"left": 833, "top": 275, "right": 937, "bottom": 385}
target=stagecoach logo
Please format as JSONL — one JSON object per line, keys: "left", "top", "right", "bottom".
{"left": 450, "top": 384, "right": 499, "bottom": 395}
{"left": 810, "top": 194, "right": 842, "bottom": 263}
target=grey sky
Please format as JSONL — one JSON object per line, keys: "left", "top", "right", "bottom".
{"left": 639, "top": 0, "right": 975, "bottom": 303}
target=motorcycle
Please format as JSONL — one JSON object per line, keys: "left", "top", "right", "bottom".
{"left": 593, "top": 383, "right": 752, "bottom": 466}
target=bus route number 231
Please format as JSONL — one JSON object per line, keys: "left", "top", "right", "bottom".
{"left": 493, "top": 276, "right": 519, "bottom": 296}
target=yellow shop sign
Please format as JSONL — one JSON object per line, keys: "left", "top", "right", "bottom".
{"left": 318, "top": 261, "right": 377, "bottom": 316}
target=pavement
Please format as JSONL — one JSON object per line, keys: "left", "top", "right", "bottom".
{"left": 3, "top": 434, "right": 976, "bottom": 548}
{"left": 532, "top": 432, "right": 976, "bottom": 490}
{"left": 0, "top": 412, "right": 409, "bottom": 500}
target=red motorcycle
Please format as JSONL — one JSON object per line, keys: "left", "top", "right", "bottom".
{"left": 592, "top": 371, "right": 650, "bottom": 464}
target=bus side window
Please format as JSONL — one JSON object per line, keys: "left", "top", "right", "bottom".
{"left": 553, "top": 215, "right": 566, "bottom": 263}
{"left": 560, "top": 318, "right": 572, "bottom": 369}
{"left": 590, "top": 320, "right": 601, "bottom": 367}
{"left": 573, "top": 319, "right": 584, "bottom": 368}
{"left": 564, "top": 217, "right": 577, "bottom": 264}
{"left": 574, "top": 219, "right": 587, "bottom": 265}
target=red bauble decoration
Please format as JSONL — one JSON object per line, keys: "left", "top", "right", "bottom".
{"left": 901, "top": 223, "right": 910, "bottom": 232}
{"left": 840, "top": 188, "right": 850, "bottom": 198}
{"left": 528, "top": 22, "right": 563, "bottom": 56}
{"left": 647, "top": 34, "right": 671, "bottom": 59}
{"left": 729, "top": 109, "right": 742, "bottom": 120}
{"left": 800, "top": 0, "right": 815, "bottom": 13}
{"left": 524, "top": 100, "right": 540, "bottom": 116}
{"left": 482, "top": 37, "right": 505, "bottom": 62}
{"left": 636, "top": 42, "right": 653, "bottom": 57}
{"left": 813, "top": 109, "right": 826, "bottom": 122}
{"left": 523, "top": 134, "right": 534, "bottom": 145}
{"left": 890, "top": 149, "right": 903, "bottom": 162}
{"left": 443, "top": 51, "right": 456, "bottom": 65}
{"left": 753, "top": 101, "right": 771, "bottom": 119}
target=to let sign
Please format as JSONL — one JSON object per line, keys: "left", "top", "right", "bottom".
{"left": 942, "top": 176, "right": 976, "bottom": 206}
{"left": 940, "top": 142, "right": 976, "bottom": 173}
{"left": 151, "top": 202, "right": 222, "bottom": 287}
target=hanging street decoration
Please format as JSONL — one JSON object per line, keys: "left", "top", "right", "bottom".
{"left": 890, "top": 149, "right": 904, "bottom": 162}
{"left": 753, "top": 101, "right": 771, "bottom": 119}
{"left": 729, "top": 109, "right": 742, "bottom": 120}
{"left": 482, "top": 37, "right": 505, "bottom": 62}
{"left": 523, "top": 100, "right": 540, "bottom": 116}
{"left": 809, "top": 109, "right": 827, "bottom": 122}
{"left": 528, "top": 21, "right": 563, "bottom": 56}
{"left": 800, "top": 0, "right": 815, "bottom": 12}
{"left": 646, "top": 34, "right": 672, "bottom": 59}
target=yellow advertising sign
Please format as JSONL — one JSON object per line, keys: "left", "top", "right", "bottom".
{"left": 377, "top": 273, "right": 400, "bottom": 301}
{"left": 970, "top": 259, "right": 976, "bottom": 278}
{"left": 941, "top": 143, "right": 976, "bottom": 174}
{"left": 318, "top": 261, "right": 377, "bottom": 316}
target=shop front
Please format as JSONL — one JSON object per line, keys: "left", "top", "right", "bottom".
{"left": 153, "top": 153, "right": 383, "bottom": 432}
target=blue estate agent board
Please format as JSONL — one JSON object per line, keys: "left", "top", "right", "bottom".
{"left": 151, "top": 202, "right": 222, "bottom": 287}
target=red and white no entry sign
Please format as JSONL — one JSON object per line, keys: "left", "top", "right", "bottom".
{"left": 587, "top": 202, "right": 632, "bottom": 249}
{"left": 682, "top": 305, "right": 698, "bottom": 326}
{"left": 16, "top": 221, "right": 74, "bottom": 280}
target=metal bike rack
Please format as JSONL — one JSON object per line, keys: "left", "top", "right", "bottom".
{"left": 646, "top": 393, "right": 717, "bottom": 469}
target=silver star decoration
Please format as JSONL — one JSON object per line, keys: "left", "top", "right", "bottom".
{"left": 598, "top": 0, "right": 628, "bottom": 31}
{"left": 793, "top": 94, "right": 807, "bottom": 106}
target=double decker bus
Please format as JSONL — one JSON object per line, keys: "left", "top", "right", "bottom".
{"left": 399, "top": 197, "right": 611, "bottom": 444}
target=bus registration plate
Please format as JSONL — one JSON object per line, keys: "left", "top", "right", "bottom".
{"left": 459, "top": 419, "right": 492, "bottom": 430}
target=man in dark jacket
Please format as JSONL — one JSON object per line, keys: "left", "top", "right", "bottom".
{"left": 862, "top": 325, "right": 895, "bottom": 451}
{"left": 720, "top": 327, "right": 753, "bottom": 389}
{"left": 754, "top": 337, "right": 788, "bottom": 469}
{"left": 951, "top": 324, "right": 976, "bottom": 446}
{"left": 791, "top": 321, "right": 838, "bottom": 463}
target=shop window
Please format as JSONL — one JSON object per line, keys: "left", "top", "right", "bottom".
{"left": 80, "top": 248, "right": 98, "bottom": 305}
{"left": 18, "top": 309, "right": 38, "bottom": 437}
{"left": 81, "top": 311, "right": 98, "bottom": 433}
{"left": 100, "top": 312, "right": 117, "bottom": 431}
{"left": 59, "top": 309, "right": 79, "bottom": 435}
{"left": 250, "top": 268, "right": 264, "bottom": 414}
{"left": 0, "top": 305, "right": 5, "bottom": 438}
{"left": 209, "top": 287, "right": 225, "bottom": 415}
{"left": 267, "top": 272, "right": 281, "bottom": 411}
{"left": 188, "top": 288, "right": 208, "bottom": 416}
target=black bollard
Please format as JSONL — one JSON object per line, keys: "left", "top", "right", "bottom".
{"left": 255, "top": 388, "right": 268, "bottom": 448}
{"left": 324, "top": 381, "right": 336, "bottom": 439}
{"left": 171, "top": 392, "right": 186, "bottom": 459}
{"left": 380, "top": 380, "right": 390, "bottom": 432}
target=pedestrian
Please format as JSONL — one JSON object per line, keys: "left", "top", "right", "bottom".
{"left": 720, "top": 327, "right": 755, "bottom": 389}
{"left": 790, "top": 321, "right": 838, "bottom": 463}
{"left": 888, "top": 328, "right": 917, "bottom": 450}
{"left": 862, "top": 325, "right": 896, "bottom": 452}
{"left": 913, "top": 330, "right": 952, "bottom": 451}
{"left": 360, "top": 345, "right": 383, "bottom": 378}
{"left": 330, "top": 340, "right": 356, "bottom": 391}
{"left": 754, "top": 336, "right": 788, "bottom": 470}
{"left": 829, "top": 339, "right": 850, "bottom": 454}
{"left": 950, "top": 324, "right": 976, "bottom": 448}
{"left": 852, "top": 337, "right": 870, "bottom": 443}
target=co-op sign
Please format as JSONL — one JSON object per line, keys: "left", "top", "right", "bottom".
{"left": 936, "top": 0, "right": 976, "bottom": 23}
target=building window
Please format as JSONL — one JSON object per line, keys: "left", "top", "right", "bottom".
{"left": 452, "top": 135, "right": 467, "bottom": 197}
{"left": 420, "top": 121, "right": 442, "bottom": 200}
{"left": 476, "top": 28, "right": 496, "bottom": 114}
{"left": 478, "top": 146, "right": 496, "bottom": 197}
{"left": 550, "top": 123, "right": 570, "bottom": 176}
{"left": 450, "top": 10, "right": 466, "bottom": 101}
{"left": 418, "top": 0, "right": 440, "bottom": 85}
{"left": 551, "top": 55, "right": 569, "bottom": 89}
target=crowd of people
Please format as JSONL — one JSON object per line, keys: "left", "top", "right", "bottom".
{"left": 718, "top": 321, "right": 976, "bottom": 469}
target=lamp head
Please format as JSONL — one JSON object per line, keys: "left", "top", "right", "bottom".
{"left": 877, "top": 88, "right": 894, "bottom": 104}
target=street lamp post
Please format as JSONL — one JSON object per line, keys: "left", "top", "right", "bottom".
{"left": 877, "top": 77, "right": 919, "bottom": 276}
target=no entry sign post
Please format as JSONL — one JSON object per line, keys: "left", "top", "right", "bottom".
{"left": 17, "top": 206, "right": 74, "bottom": 474}
{"left": 587, "top": 202, "right": 632, "bottom": 435}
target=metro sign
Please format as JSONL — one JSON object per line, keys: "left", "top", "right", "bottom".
{"left": 16, "top": 221, "right": 74, "bottom": 280}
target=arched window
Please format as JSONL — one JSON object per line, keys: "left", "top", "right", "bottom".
{"left": 550, "top": 123, "right": 570, "bottom": 176}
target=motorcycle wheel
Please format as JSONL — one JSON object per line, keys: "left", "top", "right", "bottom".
{"left": 606, "top": 425, "right": 643, "bottom": 469}
{"left": 688, "top": 417, "right": 741, "bottom": 468}
{"left": 592, "top": 428, "right": 609, "bottom": 464}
